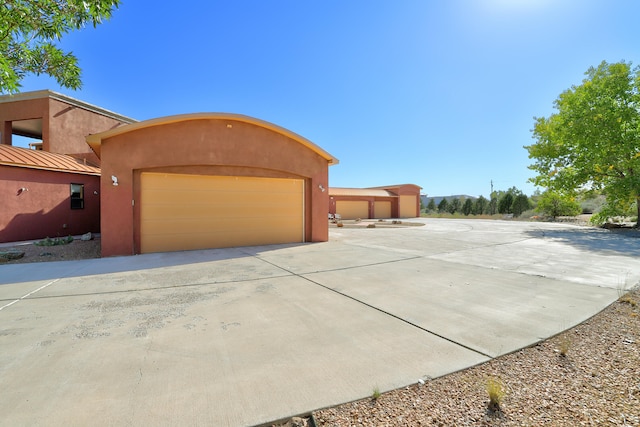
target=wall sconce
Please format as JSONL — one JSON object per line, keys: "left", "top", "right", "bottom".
{"left": 16, "top": 187, "right": 28, "bottom": 196}
{"left": 111, "top": 175, "right": 119, "bottom": 186}
{"left": 94, "top": 190, "right": 99, "bottom": 195}
{"left": 318, "top": 184, "right": 325, "bottom": 192}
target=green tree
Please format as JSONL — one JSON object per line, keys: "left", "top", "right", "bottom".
{"left": 536, "top": 191, "right": 582, "bottom": 219}
{"left": 489, "top": 196, "right": 498, "bottom": 215}
{"left": 512, "top": 194, "right": 531, "bottom": 217}
{"left": 448, "top": 197, "right": 461, "bottom": 214}
{"left": 498, "top": 192, "right": 514, "bottom": 214}
{"left": 474, "top": 195, "right": 488, "bottom": 215}
{"left": 462, "top": 198, "right": 473, "bottom": 215}
{"left": 1, "top": 0, "right": 120, "bottom": 93}
{"left": 426, "top": 198, "right": 436, "bottom": 212}
{"left": 437, "top": 198, "right": 449, "bottom": 213}
{"left": 525, "top": 61, "right": 640, "bottom": 227}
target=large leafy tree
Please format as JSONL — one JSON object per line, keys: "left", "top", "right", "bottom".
{"left": 525, "top": 61, "right": 640, "bottom": 227}
{"left": 0, "top": 0, "right": 120, "bottom": 93}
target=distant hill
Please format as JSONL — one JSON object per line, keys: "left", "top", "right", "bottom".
{"left": 421, "top": 195, "right": 477, "bottom": 206}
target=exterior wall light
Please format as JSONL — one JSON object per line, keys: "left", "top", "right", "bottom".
{"left": 111, "top": 175, "right": 118, "bottom": 186}
{"left": 16, "top": 187, "right": 28, "bottom": 196}
{"left": 318, "top": 184, "right": 325, "bottom": 192}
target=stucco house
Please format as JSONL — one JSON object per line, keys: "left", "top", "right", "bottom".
{"left": 2, "top": 90, "right": 421, "bottom": 256}
{"left": 0, "top": 90, "right": 134, "bottom": 242}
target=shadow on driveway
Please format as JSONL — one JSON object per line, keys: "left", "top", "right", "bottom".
{"left": 526, "top": 227, "right": 640, "bottom": 256}
{"left": 0, "top": 242, "right": 309, "bottom": 285}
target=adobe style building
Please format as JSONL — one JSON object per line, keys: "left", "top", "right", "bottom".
{"left": 87, "top": 113, "right": 338, "bottom": 257}
{"left": 0, "top": 90, "right": 134, "bottom": 242}
{"left": 2, "top": 90, "right": 421, "bottom": 257}
{"left": 328, "top": 184, "right": 422, "bottom": 219}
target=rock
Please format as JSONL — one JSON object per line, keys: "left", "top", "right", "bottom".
{"left": 0, "top": 250, "right": 25, "bottom": 262}
{"left": 81, "top": 232, "right": 92, "bottom": 241}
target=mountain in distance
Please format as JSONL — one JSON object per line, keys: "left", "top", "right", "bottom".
{"left": 421, "top": 195, "right": 478, "bottom": 206}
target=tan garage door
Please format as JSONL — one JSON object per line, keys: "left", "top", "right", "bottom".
{"left": 399, "top": 195, "right": 417, "bottom": 218}
{"left": 374, "top": 201, "right": 391, "bottom": 219}
{"left": 140, "top": 172, "right": 304, "bottom": 253}
{"left": 336, "top": 200, "right": 369, "bottom": 220}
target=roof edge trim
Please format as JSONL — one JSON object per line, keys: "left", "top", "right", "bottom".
{"left": 0, "top": 161, "right": 101, "bottom": 176}
{"left": 86, "top": 113, "right": 339, "bottom": 165}
{"left": 0, "top": 90, "right": 136, "bottom": 124}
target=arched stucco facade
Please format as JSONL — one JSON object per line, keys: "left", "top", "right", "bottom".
{"left": 87, "top": 113, "right": 337, "bottom": 257}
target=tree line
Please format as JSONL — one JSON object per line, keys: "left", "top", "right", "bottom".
{"left": 424, "top": 187, "right": 532, "bottom": 217}
{"left": 423, "top": 187, "right": 590, "bottom": 219}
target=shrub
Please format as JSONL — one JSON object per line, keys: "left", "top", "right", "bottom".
{"left": 371, "top": 387, "right": 381, "bottom": 400}
{"left": 34, "top": 236, "right": 74, "bottom": 246}
{"left": 485, "top": 377, "right": 506, "bottom": 412}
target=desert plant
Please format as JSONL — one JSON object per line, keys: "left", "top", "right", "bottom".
{"left": 619, "top": 295, "right": 637, "bottom": 307}
{"left": 366, "top": 223, "right": 376, "bottom": 228}
{"left": 336, "top": 222, "right": 343, "bottom": 228}
{"left": 371, "top": 386, "right": 381, "bottom": 400}
{"left": 485, "top": 377, "right": 506, "bottom": 412}
{"left": 34, "top": 236, "right": 74, "bottom": 246}
{"left": 557, "top": 336, "right": 571, "bottom": 357}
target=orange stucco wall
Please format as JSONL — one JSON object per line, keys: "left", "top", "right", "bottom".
{"left": 98, "top": 117, "right": 331, "bottom": 256}
{"left": 0, "top": 95, "right": 128, "bottom": 166}
{"left": 0, "top": 166, "right": 100, "bottom": 242}
{"left": 392, "top": 184, "right": 422, "bottom": 217}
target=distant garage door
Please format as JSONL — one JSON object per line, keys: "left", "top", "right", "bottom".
{"left": 336, "top": 200, "right": 368, "bottom": 220}
{"left": 140, "top": 172, "right": 304, "bottom": 253}
{"left": 374, "top": 201, "right": 391, "bottom": 219}
{"left": 399, "top": 195, "right": 417, "bottom": 218}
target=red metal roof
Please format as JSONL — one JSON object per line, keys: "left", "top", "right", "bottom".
{"left": 0, "top": 144, "right": 100, "bottom": 175}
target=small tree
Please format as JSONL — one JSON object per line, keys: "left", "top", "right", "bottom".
{"left": 489, "top": 197, "right": 498, "bottom": 215}
{"left": 462, "top": 198, "right": 473, "bottom": 216}
{"left": 426, "top": 198, "right": 437, "bottom": 212}
{"left": 437, "top": 198, "right": 449, "bottom": 213}
{"left": 448, "top": 197, "right": 461, "bottom": 214}
{"left": 498, "top": 193, "right": 514, "bottom": 214}
{"left": 474, "top": 195, "right": 488, "bottom": 215}
{"left": 512, "top": 194, "right": 531, "bottom": 217}
{"left": 537, "top": 191, "right": 582, "bottom": 219}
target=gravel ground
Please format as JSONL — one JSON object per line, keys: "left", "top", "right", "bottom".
{"left": 0, "top": 237, "right": 101, "bottom": 264}
{"left": 311, "top": 288, "right": 640, "bottom": 427}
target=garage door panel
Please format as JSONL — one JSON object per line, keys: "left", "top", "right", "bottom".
{"left": 336, "top": 201, "right": 369, "bottom": 220}
{"left": 140, "top": 173, "right": 304, "bottom": 253}
{"left": 399, "top": 195, "right": 416, "bottom": 218}
{"left": 374, "top": 201, "right": 391, "bottom": 219}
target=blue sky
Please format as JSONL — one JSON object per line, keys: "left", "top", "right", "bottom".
{"left": 17, "top": 0, "right": 640, "bottom": 197}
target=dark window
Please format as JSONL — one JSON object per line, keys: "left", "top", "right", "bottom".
{"left": 70, "top": 183, "right": 84, "bottom": 209}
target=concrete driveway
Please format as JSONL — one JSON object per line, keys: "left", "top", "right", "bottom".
{"left": 1, "top": 219, "right": 638, "bottom": 426}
